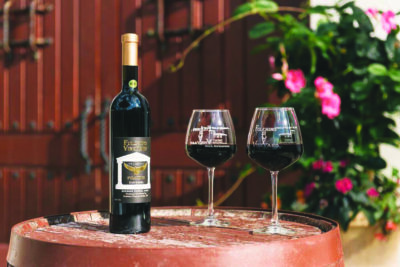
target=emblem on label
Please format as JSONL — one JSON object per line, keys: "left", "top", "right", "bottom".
{"left": 128, "top": 79, "right": 137, "bottom": 88}
{"left": 124, "top": 162, "right": 148, "bottom": 175}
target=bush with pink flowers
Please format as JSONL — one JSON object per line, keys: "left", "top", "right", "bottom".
{"left": 174, "top": 0, "right": 400, "bottom": 234}
{"left": 236, "top": 0, "right": 400, "bottom": 233}
{"left": 247, "top": 1, "right": 400, "bottom": 234}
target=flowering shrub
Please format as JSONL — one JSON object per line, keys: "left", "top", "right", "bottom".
{"left": 173, "top": 0, "right": 400, "bottom": 235}
{"left": 237, "top": 0, "right": 400, "bottom": 234}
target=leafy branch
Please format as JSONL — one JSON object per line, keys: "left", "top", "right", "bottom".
{"left": 170, "top": 1, "right": 304, "bottom": 72}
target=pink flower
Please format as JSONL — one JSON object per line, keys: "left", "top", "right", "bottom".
{"left": 285, "top": 69, "right": 306, "bottom": 93}
{"left": 304, "top": 182, "right": 316, "bottom": 197}
{"left": 314, "top": 76, "right": 333, "bottom": 99}
{"left": 312, "top": 159, "right": 324, "bottom": 170}
{"left": 272, "top": 73, "right": 283, "bottom": 80}
{"left": 335, "top": 177, "right": 353, "bottom": 194}
{"left": 366, "top": 187, "right": 380, "bottom": 198}
{"left": 269, "top": 56, "right": 276, "bottom": 70}
{"left": 321, "top": 93, "right": 341, "bottom": 119}
{"left": 323, "top": 161, "right": 333, "bottom": 173}
{"left": 365, "top": 8, "right": 379, "bottom": 18}
{"left": 381, "top": 11, "right": 397, "bottom": 34}
{"left": 339, "top": 160, "right": 349, "bottom": 168}
{"left": 385, "top": 221, "right": 397, "bottom": 231}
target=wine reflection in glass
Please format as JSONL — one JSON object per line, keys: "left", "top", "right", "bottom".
{"left": 247, "top": 107, "right": 303, "bottom": 235}
{"left": 185, "top": 110, "right": 237, "bottom": 227}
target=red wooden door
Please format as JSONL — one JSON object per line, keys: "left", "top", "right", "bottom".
{"left": 0, "top": 0, "right": 300, "bottom": 243}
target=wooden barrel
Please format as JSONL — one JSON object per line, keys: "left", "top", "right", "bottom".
{"left": 7, "top": 207, "right": 343, "bottom": 267}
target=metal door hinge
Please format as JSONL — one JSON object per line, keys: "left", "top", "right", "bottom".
{"left": 147, "top": 0, "right": 204, "bottom": 42}
{"left": 0, "top": 0, "right": 53, "bottom": 59}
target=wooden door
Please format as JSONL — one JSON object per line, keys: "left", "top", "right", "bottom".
{"left": 0, "top": 0, "right": 300, "bottom": 242}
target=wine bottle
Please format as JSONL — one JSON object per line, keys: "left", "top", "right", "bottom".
{"left": 109, "top": 33, "right": 151, "bottom": 234}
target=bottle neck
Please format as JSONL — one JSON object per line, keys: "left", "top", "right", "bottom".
{"left": 122, "top": 65, "right": 138, "bottom": 92}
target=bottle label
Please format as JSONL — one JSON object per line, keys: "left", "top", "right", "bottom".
{"left": 112, "top": 137, "right": 151, "bottom": 203}
{"left": 128, "top": 79, "right": 137, "bottom": 88}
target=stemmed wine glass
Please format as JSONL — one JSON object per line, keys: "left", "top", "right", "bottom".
{"left": 185, "top": 110, "right": 237, "bottom": 227}
{"left": 247, "top": 107, "right": 303, "bottom": 235}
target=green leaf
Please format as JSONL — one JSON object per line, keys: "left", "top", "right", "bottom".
{"left": 233, "top": 1, "right": 278, "bottom": 16}
{"left": 266, "top": 36, "right": 281, "bottom": 44}
{"left": 385, "top": 34, "right": 397, "bottom": 60}
{"left": 366, "top": 40, "right": 382, "bottom": 60}
{"left": 315, "top": 136, "right": 324, "bottom": 147}
{"left": 251, "top": 44, "right": 270, "bottom": 54}
{"left": 367, "top": 63, "right": 388, "bottom": 76}
{"left": 249, "top": 22, "right": 275, "bottom": 39}
{"left": 388, "top": 69, "right": 400, "bottom": 82}
{"left": 304, "top": 5, "right": 334, "bottom": 15}
{"left": 362, "top": 208, "right": 376, "bottom": 225}
{"left": 254, "top": 1, "right": 279, "bottom": 13}
{"left": 351, "top": 80, "right": 367, "bottom": 92}
{"left": 349, "top": 191, "right": 369, "bottom": 205}
{"left": 233, "top": 3, "right": 253, "bottom": 16}
{"left": 358, "top": 156, "right": 387, "bottom": 170}
{"left": 338, "top": 1, "right": 355, "bottom": 11}
{"left": 351, "top": 6, "right": 374, "bottom": 32}
{"left": 353, "top": 67, "right": 367, "bottom": 75}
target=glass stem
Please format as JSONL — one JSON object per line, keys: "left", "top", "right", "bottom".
{"left": 207, "top": 167, "right": 215, "bottom": 218}
{"left": 270, "top": 171, "right": 279, "bottom": 225}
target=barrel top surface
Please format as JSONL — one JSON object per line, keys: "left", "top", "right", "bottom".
{"left": 11, "top": 207, "right": 336, "bottom": 249}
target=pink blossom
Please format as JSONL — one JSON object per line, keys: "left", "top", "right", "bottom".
{"left": 312, "top": 159, "right": 324, "bottom": 170}
{"left": 322, "top": 161, "right": 333, "bottom": 173}
{"left": 272, "top": 73, "right": 283, "bottom": 80}
{"left": 304, "top": 182, "right": 316, "bottom": 197}
{"left": 366, "top": 187, "right": 380, "bottom": 198}
{"left": 385, "top": 221, "right": 397, "bottom": 231}
{"left": 321, "top": 93, "right": 341, "bottom": 119}
{"left": 269, "top": 56, "right": 276, "bottom": 70}
{"left": 381, "top": 11, "right": 397, "bottom": 34}
{"left": 335, "top": 177, "right": 353, "bottom": 194}
{"left": 365, "top": 8, "right": 379, "bottom": 18}
{"left": 339, "top": 160, "right": 349, "bottom": 168}
{"left": 314, "top": 76, "right": 333, "bottom": 99}
{"left": 285, "top": 69, "right": 306, "bottom": 93}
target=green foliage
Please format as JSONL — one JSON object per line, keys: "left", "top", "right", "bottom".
{"left": 249, "top": 22, "right": 275, "bottom": 39}
{"left": 233, "top": 0, "right": 278, "bottom": 17}
{"left": 233, "top": 0, "right": 400, "bottom": 233}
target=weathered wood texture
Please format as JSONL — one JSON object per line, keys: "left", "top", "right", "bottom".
{"left": 7, "top": 208, "right": 344, "bottom": 267}
{"left": 0, "top": 0, "right": 303, "bottom": 242}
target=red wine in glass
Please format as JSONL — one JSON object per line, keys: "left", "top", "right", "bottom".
{"left": 247, "top": 143, "right": 303, "bottom": 171}
{"left": 186, "top": 145, "right": 237, "bottom": 168}
{"left": 247, "top": 107, "right": 303, "bottom": 235}
{"left": 185, "top": 110, "right": 236, "bottom": 227}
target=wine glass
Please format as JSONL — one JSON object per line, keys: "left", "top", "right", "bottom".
{"left": 185, "top": 109, "right": 237, "bottom": 227}
{"left": 247, "top": 107, "right": 303, "bottom": 235}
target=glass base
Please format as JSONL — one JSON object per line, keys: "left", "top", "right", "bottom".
{"left": 190, "top": 216, "right": 230, "bottom": 227}
{"left": 251, "top": 223, "right": 296, "bottom": 236}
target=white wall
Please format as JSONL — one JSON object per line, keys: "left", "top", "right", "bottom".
{"left": 310, "top": 0, "right": 400, "bottom": 176}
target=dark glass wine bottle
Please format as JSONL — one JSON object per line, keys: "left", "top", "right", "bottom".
{"left": 109, "top": 33, "right": 151, "bottom": 234}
